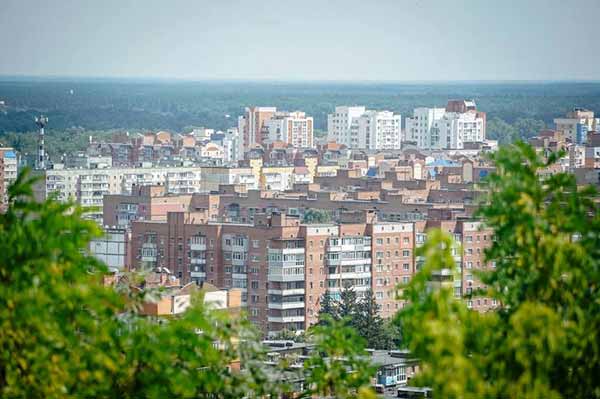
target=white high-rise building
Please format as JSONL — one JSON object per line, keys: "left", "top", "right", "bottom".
{"left": 351, "top": 110, "right": 402, "bottom": 150}
{"left": 439, "top": 112, "right": 485, "bottom": 149}
{"left": 327, "top": 106, "right": 366, "bottom": 146}
{"left": 405, "top": 107, "right": 485, "bottom": 150}
{"left": 264, "top": 111, "right": 314, "bottom": 148}
{"left": 405, "top": 107, "right": 447, "bottom": 149}
{"left": 223, "top": 127, "right": 241, "bottom": 163}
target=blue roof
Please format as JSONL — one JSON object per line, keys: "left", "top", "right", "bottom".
{"left": 4, "top": 151, "right": 16, "bottom": 158}
{"left": 426, "top": 159, "right": 460, "bottom": 167}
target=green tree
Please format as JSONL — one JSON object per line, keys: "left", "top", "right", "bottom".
{"left": 486, "top": 116, "right": 519, "bottom": 144}
{"left": 0, "top": 170, "right": 279, "bottom": 398}
{"left": 353, "top": 290, "right": 389, "bottom": 349}
{"left": 397, "top": 142, "right": 600, "bottom": 398}
{"left": 514, "top": 117, "right": 546, "bottom": 140}
{"left": 304, "top": 319, "right": 377, "bottom": 399}
{"left": 337, "top": 285, "right": 358, "bottom": 320}
{"left": 317, "top": 292, "right": 339, "bottom": 325}
{"left": 302, "top": 209, "right": 331, "bottom": 224}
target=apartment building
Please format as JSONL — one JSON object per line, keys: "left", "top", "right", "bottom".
{"left": 34, "top": 165, "right": 204, "bottom": 223}
{"left": 327, "top": 106, "right": 367, "bottom": 146}
{"left": 415, "top": 219, "right": 496, "bottom": 312}
{"left": 326, "top": 107, "right": 401, "bottom": 150}
{"left": 0, "top": 147, "right": 17, "bottom": 212}
{"left": 129, "top": 211, "right": 418, "bottom": 335}
{"left": 554, "top": 108, "right": 599, "bottom": 144}
{"left": 351, "top": 111, "right": 402, "bottom": 150}
{"left": 405, "top": 101, "right": 486, "bottom": 150}
{"left": 238, "top": 107, "right": 278, "bottom": 150}
{"left": 89, "top": 227, "right": 130, "bottom": 270}
{"left": 404, "top": 107, "right": 447, "bottom": 149}
{"left": 265, "top": 111, "right": 314, "bottom": 148}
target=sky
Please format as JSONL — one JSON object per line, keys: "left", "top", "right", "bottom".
{"left": 1, "top": 0, "right": 599, "bottom": 81}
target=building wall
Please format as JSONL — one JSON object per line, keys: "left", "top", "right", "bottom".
{"left": 327, "top": 106, "right": 367, "bottom": 146}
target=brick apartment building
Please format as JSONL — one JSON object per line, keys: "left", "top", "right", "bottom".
{"left": 129, "top": 208, "right": 495, "bottom": 336}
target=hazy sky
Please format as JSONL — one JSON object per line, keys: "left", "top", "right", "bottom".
{"left": 1, "top": 0, "right": 599, "bottom": 81}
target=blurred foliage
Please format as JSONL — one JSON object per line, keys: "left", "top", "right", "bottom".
{"left": 0, "top": 168, "right": 383, "bottom": 398}
{"left": 397, "top": 142, "right": 600, "bottom": 398}
{"left": 0, "top": 169, "right": 283, "bottom": 397}
{"left": 304, "top": 318, "right": 377, "bottom": 399}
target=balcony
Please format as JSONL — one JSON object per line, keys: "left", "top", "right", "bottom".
{"left": 232, "top": 257, "right": 247, "bottom": 267}
{"left": 190, "top": 258, "right": 206, "bottom": 265}
{"left": 190, "top": 271, "right": 206, "bottom": 278}
{"left": 189, "top": 237, "right": 207, "bottom": 251}
{"left": 268, "top": 266, "right": 304, "bottom": 282}
{"left": 268, "top": 301, "right": 305, "bottom": 310}
{"left": 327, "top": 257, "right": 371, "bottom": 266}
{"left": 327, "top": 243, "right": 371, "bottom": 252}
{"left": 268, "top": 315, "right": 305, "bottom": 323}
{"left": 267, "top": 288, "right": 305, "bottom": 296}
{"left": 328, "top": 271, "right": 371, "bottom": 280}
{"left": 141, "top": 243, "right": 157, "bottom": 262}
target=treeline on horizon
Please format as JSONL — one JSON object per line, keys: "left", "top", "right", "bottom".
{"left": 1, "top": 79, "right": 600, "bottom": 158}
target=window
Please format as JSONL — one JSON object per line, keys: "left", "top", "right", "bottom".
{"left": 402, "top": 276, "right": 410, "bottom": 284}
{"left": 402, "top": 250, "right": 410, "bottom": 257}
{"left": 376, "top": 292, "right": 384, "bottom": 300}
{"left": 376, "top": 238, "right": 383, "bottom": 245}
{"left": 252, "top": 240, "right": 260, "bottom": 248}
{"left": 403, "top": 263, "right": 409, "bottom": 271}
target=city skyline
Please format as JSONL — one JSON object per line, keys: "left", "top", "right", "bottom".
{"left": 1, "top": 0, "right": 599, "bottom": 82}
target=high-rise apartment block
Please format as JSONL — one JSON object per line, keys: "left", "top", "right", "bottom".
{"left": 405, "top": 100, "right": 486, "bottom": 150}
{"left": 327, "top": 107, "right": 401, "bottom": 150}
{"left": 130, "top": 211, "right": 419, "bottom": 334}
{"left": 238, "top": 107, "right": 278, "bottom": 150}
{"left": 351, "top": 111, "right": 402, "bottom": 150}
{"left": 264, "top": 111, "right": 314, "bottom": 148}
{"left": 554, "top": 108, "right": 599, "bottom": 144}
{"left": 239, "top": 107, "right": 314, "bottom": 151}
{"left": 327, "top": 106, "right": 367, "bottom": 146}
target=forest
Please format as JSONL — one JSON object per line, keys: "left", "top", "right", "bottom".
{"left": 1, "top": 78, "right": 600, "bottom": 158}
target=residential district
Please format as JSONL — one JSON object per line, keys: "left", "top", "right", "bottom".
{"left": 1, "top": 101, "right": 598, "bottom": 396}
